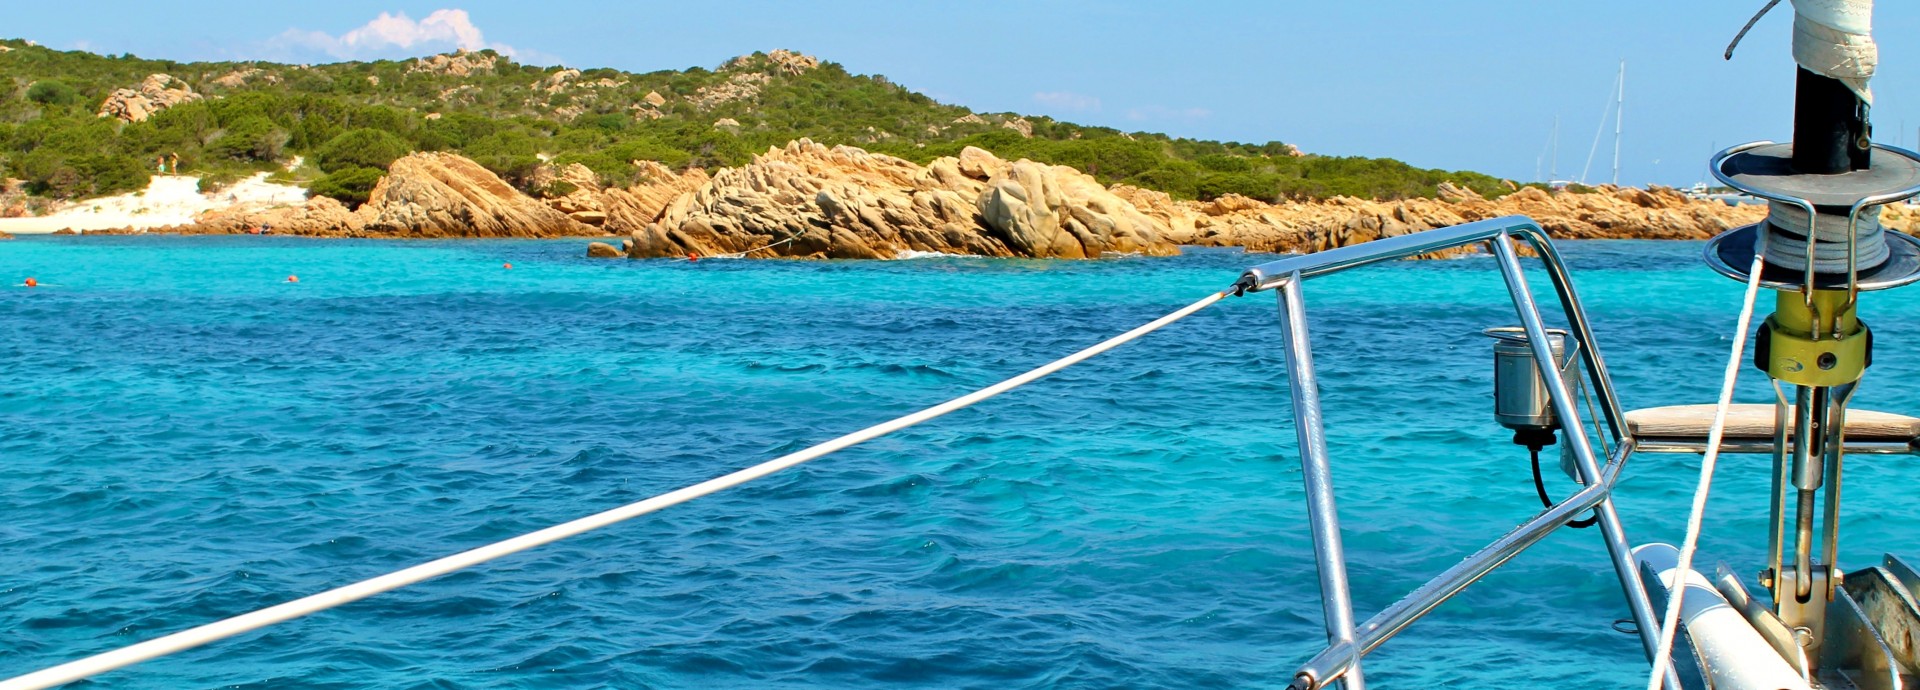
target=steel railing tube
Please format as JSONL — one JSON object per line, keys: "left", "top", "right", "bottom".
{"left": 1490, "top": 234, "right": 1669, "bottom": 684}
{"left": 1512, "top": 230, "right": 1632, "bottom": 442}
{"left": 1240, "top": 217, "right": 1667, "bottom": 689}
{"left": 1291, "top": 441, "right": 1636, "bottom": 688}
{"left": 1277, "top": 274, "right": 1366, "bottom": 690}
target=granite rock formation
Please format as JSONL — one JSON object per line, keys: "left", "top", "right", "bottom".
{"left": 1118, "top": 182, "right": 1767, "bottom": 254}
{"left": 186, "top": 196, "right": 363, "bottom": 236}
{"left": 359, "top": 153, "right": 596, "bottom": 237}
{"left": 96, "top": 74, "right": 204, "bottom": 123}
{"left": 146, "top": 141, "right": 1771, "bottom": 256}
{"left": 408, "top": 50, "right": 497, "bottom": 77}
{"left": 170, "top": 154, "right": 597, "bottom": 238}
{"left": 617, "top": 140, "right": 1179, "bottom": 259}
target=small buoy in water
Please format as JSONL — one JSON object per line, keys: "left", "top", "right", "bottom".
{"left": 688, "top": 252, "right": 699, "bottom": 262}
{"left": 23, "top": 277, "right": 37, "bottom": 288}
{"left": 286, "top": 275, "right": 299, "bottom": 283}
{"left": 503, "top": 262, "right": 513, "bottom": 270}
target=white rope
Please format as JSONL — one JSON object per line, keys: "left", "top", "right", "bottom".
{"left": 693, "top": 232, "right": 802, "bottom": 261}
{"left": 1644, "top": 237, "right": 1769, "bottom": 690}
{"left": 0, "top": 290, "right": 1230, "bottom": 690}
{"left": 1764, "top": 203, "right": 1888, "bottom": 274}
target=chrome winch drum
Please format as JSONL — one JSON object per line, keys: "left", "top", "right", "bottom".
{"left": 1483, "top": 326, "right": 1578, "bottom": 433}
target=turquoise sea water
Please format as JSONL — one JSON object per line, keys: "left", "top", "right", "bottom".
{"left": 4, "top": 236, "right": 1920, "bottom": 688}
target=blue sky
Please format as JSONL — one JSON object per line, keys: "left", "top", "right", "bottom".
{"left": 10, "top": 1, "right": 1920, "bottom": 188}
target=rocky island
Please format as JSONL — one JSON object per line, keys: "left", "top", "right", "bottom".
{"left": 146, "top": 140, "right": 1771, "bottom": 260}
{"left": 0, "top": 42, "right": 1813, "bottom": 257}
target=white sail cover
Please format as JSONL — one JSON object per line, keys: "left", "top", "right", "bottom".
{"left": 1792, "top": 0, "right": 1876, "bottom": 102}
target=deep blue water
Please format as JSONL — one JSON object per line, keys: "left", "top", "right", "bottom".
{"left": 4, "top": 236, "right": 1920, "bottom": 688}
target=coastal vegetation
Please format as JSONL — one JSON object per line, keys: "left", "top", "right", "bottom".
{"left": 0, "top": 39, "right": 1513, "bottom": 206}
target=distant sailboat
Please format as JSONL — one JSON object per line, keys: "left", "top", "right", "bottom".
{"left": 1579, "top": 60, "right": 1625, "bottom": 187}
{"left": 1537, "top": 62, "right": 1622, "bottom": 190}
{"left": 1536, "top": 116, "right": 1574, "bottom": 189}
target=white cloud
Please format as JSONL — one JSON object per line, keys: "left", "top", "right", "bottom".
{"left": 1032, "top": 91, "right": 1102, "bottom": 112}
{"left": 272, "top": 9, "right": 558, "bottom": 64}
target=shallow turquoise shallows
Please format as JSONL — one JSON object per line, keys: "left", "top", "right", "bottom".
{"left": 6, "top": 236, "right": 1920, "bottom": 688}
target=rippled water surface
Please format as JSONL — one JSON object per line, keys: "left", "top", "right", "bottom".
{"left": 5, "top": 236, "right": 1920, "bottom": 688}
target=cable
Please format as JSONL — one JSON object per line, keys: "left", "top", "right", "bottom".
{"left": 0, "top": 288, "right": 1236, "bottom": 690}
{"left": 1725, "top": 0, "right": 1784, "bottom": 60}
{"left": 1530, "top": 446, "right": 1598, "bottom": 529}
{"left": 693, "top": 230, "right": 803, "bottom": 260}
{"left": 1643, "top": 235, "right": 1769, "bottom": 690}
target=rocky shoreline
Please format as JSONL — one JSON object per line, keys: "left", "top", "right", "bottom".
{"left": 37, "top": 138, "right": 1825, "bottom": 258}
{"left": 598, "top": 140, "right": 1779, "bottom": 260}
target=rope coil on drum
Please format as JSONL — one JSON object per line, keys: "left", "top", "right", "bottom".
{"left": 1728, "top": 1, "right": 1888, "bottom": 277}
{"left": 1763, "top": 203, "right": 1889, "bottom": 274}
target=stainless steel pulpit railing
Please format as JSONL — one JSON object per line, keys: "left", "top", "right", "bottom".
{"left": 1236, "top": 215, "right": 1664, "bottom": 690}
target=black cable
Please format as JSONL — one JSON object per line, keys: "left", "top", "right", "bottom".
{"left": 1530, "top": 446, "right": 1598, "bottom": 529}
{"left": 1228, "top": 274, "right": 1257, "bottom": 297}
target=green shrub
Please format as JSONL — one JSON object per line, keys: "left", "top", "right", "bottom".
{"left": 0, "top": 44, "right": 1512, "bottom": 205}
{"left": 535, "top": 179, "right": 578, "bottom": 198}
{"left": 196, "top": 170, "right": 244, "bottom": 194}
{"left": 208, "top": 115, "right": 287, "bottom": 162}
{"left": 309, "top": 166, "right": 385, "bottom": 207}
{"left": 472, "top": 154, "right": 542, "bottom": 186}
{"left": 82, "top": 158, "right": 138, "bottom": 195}
{"left": 315, "top": 128, "right": 411, "bottom": 173}
{"left": 25, "top": 81, "right": 81, "bottom": 107}
{"left": 1197, "top": 172, "right": 1275, "bottom": 201}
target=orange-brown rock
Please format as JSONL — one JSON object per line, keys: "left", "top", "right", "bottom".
{"left": 210, "top": 68, "right": 278, "bottom": 89}
{"left": 602, "top": 162, "right": 710, "bottom": 231}
{"left": 975, "top": 159, "right": 1174, "bottom": 258}
{"left": 160, "top": 153, "right": 619, "bottom": 239}
{"left": 723, "top": 49, "right": 820, "bottom": 75}
{"left": 537, "top": 68, "right": 580, "bottom": 93}
{"left": 178, "top": 196, "right": 364, "bottom": 236}
{"left": 955, "top": 146, "right": 1011, "bottom": 180}
{"left": 360, "top": 153, "right": 596, "bottom": 237}
{"left": 408, "top": 50, "right": 496, "bottom": 77}
{"left": 1870, "top": 203, "right": 1919, "bottom": 234}
{"left": 586, "top": 241, "right": 623, "bottom": 258}
{"left": 619, "top": 140, "right": 1179, "bottom": 259}
{"left": 1150, "top": 183, "right": 1766, "bottom": 254}
{"left": 531, "top": 162, "right": 605, "bottom": 214}
{"left": 96, "top": 74, "right": 204, "bottom": 123}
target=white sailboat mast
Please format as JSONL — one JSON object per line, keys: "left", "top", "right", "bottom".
{"left": 1578, "top": 62, "right": 1623, "bottom": 185}
{"left": 1612, "top": 60, "right": 1625, "bottom": 186}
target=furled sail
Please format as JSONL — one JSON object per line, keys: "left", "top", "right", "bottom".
{"left": 1792, "top": 0, "right": 1875, "bottom": 102}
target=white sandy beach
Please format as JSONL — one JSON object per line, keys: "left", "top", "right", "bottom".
{"left": 0, "top": 173, "right": 308, "bottom": 235}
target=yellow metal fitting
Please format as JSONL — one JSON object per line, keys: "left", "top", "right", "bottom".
{"left": 1762, "top": 290, "right": 1869, "bottom": 387}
